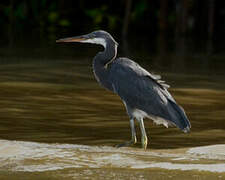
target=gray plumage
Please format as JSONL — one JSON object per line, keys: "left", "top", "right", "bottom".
{"left": 56, "top": 30, "right": 191, "bottom": 149}
{"left": 108, "top": 58, "right": 190, "bottom": 131}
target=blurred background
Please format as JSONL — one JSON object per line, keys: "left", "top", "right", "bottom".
{"left": 1, "top": 0, "right": 225, "bottom": 60}
{"left": 0, "top": 0, "right": 224, "bottom": 148}
{"left": 1, "top": 1, "right": 225, "bottom": 179}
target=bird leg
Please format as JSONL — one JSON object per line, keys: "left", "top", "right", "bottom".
{"left": 139, "top": 118, "right": 148, "bottom": 150}
{"left": 116, "top": 118, "right": 137, "bottom": 148}
{"left": 130, "top": 118, "right": 137, "bottom": 144}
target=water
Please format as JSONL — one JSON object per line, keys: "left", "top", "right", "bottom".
{"left": 0, "top": 56, "right": 225, "bottom": 179}
{"left": 0, "top": 140, "right": 225, "bottom": 179}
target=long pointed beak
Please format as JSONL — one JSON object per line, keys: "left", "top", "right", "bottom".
{"left": 56, "top": 35, "right": 89, "bottom": 43}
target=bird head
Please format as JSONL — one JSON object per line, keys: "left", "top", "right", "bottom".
{"left": 56, "top": 30, "right": 118, "bottom": 48}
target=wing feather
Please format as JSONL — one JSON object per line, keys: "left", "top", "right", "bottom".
{"left": 108, "top": 58, "right": 190, "bottom": 130}
{"left": 111, "top": 58, "right": 170, "bottom": 89}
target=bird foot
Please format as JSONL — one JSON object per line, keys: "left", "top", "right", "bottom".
{"left": 115, "top": 141, "right": 135, "bottom": 148}
{"left": 115, "top": 138, "right": 137, "bottom": 148}
{"left": 141, "top": 136, "right": 148, "bottom": 150}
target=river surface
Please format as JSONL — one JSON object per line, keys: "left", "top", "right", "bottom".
{"left": 0, "top": 56, "right": 224, "bottom": 179}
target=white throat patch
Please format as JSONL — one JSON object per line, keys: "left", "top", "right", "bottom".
{"left": 82, "top": 38, "right": 106, "bottom": 48}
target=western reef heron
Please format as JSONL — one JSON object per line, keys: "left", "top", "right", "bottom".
{"left": 56, "top": 30, "right": 191, "bottom": 149}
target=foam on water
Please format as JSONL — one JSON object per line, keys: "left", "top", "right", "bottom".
{"left": 188, "top": 144, "right": 225, "bottom": 159}
{"left": 0, "top": 139, "right": 225, "bottom": 173}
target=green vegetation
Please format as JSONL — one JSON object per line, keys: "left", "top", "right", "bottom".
{"left": 0, "top": 0, "right": 224, "bottom": 54}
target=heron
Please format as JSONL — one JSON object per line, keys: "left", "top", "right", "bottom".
{"left": 56, "top": 30, "right": 191, "bottom": 149}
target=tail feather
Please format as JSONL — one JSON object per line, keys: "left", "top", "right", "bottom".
{"left": 167, "top": 100, "right": 191, "bottom": 133}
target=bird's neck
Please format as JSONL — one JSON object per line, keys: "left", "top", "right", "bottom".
{"left": 92, "top": 43, "right": 117, "bottom": 91}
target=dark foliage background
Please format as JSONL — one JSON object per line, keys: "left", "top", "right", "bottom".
{"left": 0, "top": 0, "right": 224, "bottom": 57}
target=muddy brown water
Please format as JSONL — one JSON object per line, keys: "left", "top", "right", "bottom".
{"left": 0, "top": 57, "right": 224, "bottom": 179}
